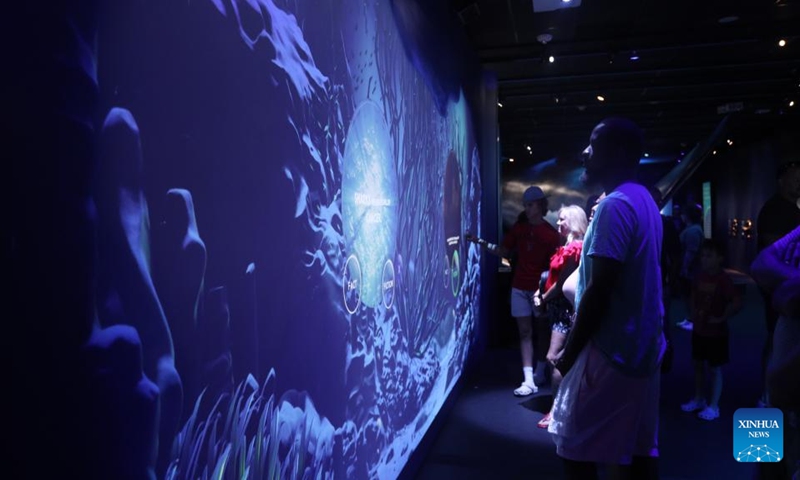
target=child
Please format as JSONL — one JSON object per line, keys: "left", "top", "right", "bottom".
{"left": 680, "top": 239, "right": 743, "bottom": 420}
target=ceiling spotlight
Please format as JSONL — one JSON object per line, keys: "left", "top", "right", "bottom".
{"left": 562, "top": 0, "right": 572, "bottom": 3}
{"left": 644, "top": 153, "right": 649, "bottom": 157}
{"left": 548, "top": 55, "right": 555, "bottom": 63}
{"left": 597, "top": 95, "right": 605, "bottom": 102}
{"left": 790, "top": 100, "right": 795, "bottom": 107}
{"left": 509, "top": 158, "right": 515, "bottom": 162}
{"left": 630, "top": 51, "right": 640, "bottom": 61}
{"left": 526, "top": 145, "right": 532, "bottom": 151}
{"left": 497, "top": 102, "right": 503, "bottom": 107}
{"left": 713, "top": 150, "right": 717, "bottom": 155}
{"left": 727, "top": 139, "right": 733, "bottom": 145}
{"left": 778, "top": 39, "right": 787, "bottom": 47}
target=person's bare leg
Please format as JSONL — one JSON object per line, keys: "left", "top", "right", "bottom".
{"left": 547, "top": 330, "right": 568, "bottom": 363}
{"left": 693, "top": 360, "right": 705, "bottom": 403}
{"left": 551, "top": 367, "right": 563, "bottom": 395}
{"left": 514, "top": 315, "right": 536, "bottom": 393}
{"left": 516, "top": 315, "right": 534, "bottom": 369}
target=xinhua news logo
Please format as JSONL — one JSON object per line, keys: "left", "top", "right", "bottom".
{"left": 733, "top": 408, "right": 783, "bottom": 463}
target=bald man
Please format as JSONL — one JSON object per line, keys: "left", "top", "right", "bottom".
{"left": 549, "top": 118, "right": 665, "bottom": 480}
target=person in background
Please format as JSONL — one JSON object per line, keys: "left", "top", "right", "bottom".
{"left": 679, "top": 239, "right": 742, "bottom": 421}
{"left": 649, "top": 186, "right": 682, "bottom": 374}
{"left": 466, "top": 186, "right": 561, "bottom": 396}
{"left": 676, "top": 202, "right": 704, "bottom": 331}
{"left": 548, "top": 118, "right": 664, "bottom": 480}
{"left": 751, "top": 225, "right": 800, "bottom": 480}
{"left": 583, "top": 194, "right": 601, "bottom": 222}
{"left": 534, "top": 205, "right": 588, "bottom": 429}
{"left": 755, "top": 159, "right": 800, "bottom": 408}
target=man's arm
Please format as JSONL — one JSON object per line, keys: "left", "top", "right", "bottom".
{"left": 751, "top": 226, "right": 800, "bottom": 292}
{"left": 773, "top": 275, "right": 800, "bottom": 318}
{"left": 465, "top": 233, "right": 510, "bottom": 258}
{"left": 555, "top": 255, "right": 623, "bottom": 375}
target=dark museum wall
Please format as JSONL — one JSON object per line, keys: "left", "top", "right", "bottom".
{"left": 10, "top": 0, "right": 494, "bottom": 478}
{"left": 675, "top": 123, "right": 800, "bottom": 272}
{"left": 499, "top": 154, "right": 672, "bottom": 234}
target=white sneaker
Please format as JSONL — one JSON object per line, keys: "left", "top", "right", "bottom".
{"left": 513, "top": 382, "right": 538, "bottom": 396}
{"left": 676, "top": 319, "right": 693, "bottom": 331}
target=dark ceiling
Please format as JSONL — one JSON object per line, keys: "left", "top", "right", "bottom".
{"left": 450, "top": 0, "right": 800, "bottom": 167}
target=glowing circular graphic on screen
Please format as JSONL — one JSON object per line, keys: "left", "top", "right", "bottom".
{"left": 382, "top": 259, "right": 395, "bottom": 309}
{"left": 342, "top": 101, "right": 398, "bottom": 308}
{"left": 443, "top": 150, "right": 462, "bottom": 297}
{"left": 450, "top": 250, "right": 460, "bottom": 297}
{"left": 343, "top": 254, "right": 362, "bottom": 314}
{"left": 443, "top": 253, "right": 451, "bottom": 289}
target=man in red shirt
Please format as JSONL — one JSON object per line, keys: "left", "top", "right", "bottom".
{"left": 469, "top": 186, "right": 561, "bottom": 395}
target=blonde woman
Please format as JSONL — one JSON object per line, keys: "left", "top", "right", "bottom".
{"left": 534, "top": 204, "right": 589, "bottom": 428}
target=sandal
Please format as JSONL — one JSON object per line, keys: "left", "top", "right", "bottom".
{"left": 681, "top": 398, "right": 706, "bottom": 412}
{"left": 514, "top": 382, "right": 538, "bottom": 396}
{"left": 537, "top": 411, "right": 552, "bottom": 429}
{"left": 698, "top": 406, "right": 720, "bottom": 421}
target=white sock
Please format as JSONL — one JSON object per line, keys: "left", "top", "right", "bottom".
{"left": 523, "top": 366, "right": 534, "bottom": 385}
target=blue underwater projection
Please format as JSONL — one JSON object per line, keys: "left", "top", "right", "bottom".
{"left": 84, "top": 0, "right": 483, "bottom": 478}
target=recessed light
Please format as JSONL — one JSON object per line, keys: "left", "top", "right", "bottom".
{"left": 713, "top": 150, "right": 717, "bottom": 155}
{"left": 548, "top": 55, "right": 555, "bottom": 63}
{"left": 644, "top": 153, "right": 649, "bottom": 157}
{"left": 778, "top": 39, "right": 787, "bottom": 47}
{"left": 790, "top": 100, "right": 795, "bottom": 107}
{"left": 497, "top": 102, "right": 503, "bottom": 107}
{"left": 597, "top": 95, "right": 605, "bottom": 102}
{"left": 509, "top": 158, "right": 515, "bottom": 162}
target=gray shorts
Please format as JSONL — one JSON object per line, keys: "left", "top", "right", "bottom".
{"left": 510, "top": 288, "right": 536, "bottom": 318}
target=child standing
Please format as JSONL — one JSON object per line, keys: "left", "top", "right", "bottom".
{"left": 681, "top": 239, "right": 743, "bottom": 420}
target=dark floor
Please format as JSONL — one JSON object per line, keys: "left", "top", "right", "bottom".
{"left": 416, "top": 282, "right": 770, "bottom": 480}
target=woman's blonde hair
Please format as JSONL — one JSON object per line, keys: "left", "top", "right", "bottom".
{"left": 558, "top": 205, "right": 588, "bottom": 242}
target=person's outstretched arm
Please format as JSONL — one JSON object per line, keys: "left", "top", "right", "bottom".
{"left": 465, "top": 232, "right": 510, "bottom": 258}
{"left": 751, "top": 226, "right": 800, "bottom": 292}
